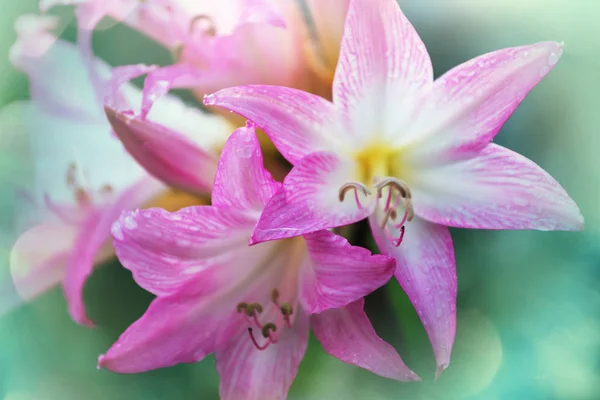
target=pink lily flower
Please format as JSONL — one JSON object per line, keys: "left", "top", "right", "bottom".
{"left": 99, "top": 123, "right": 419, "bottom": 398}
{"left": 204, "top": 0, "right": 584, "bottom": 376}
{"left": 5, "top": 14, "right": 229, "bottom": 325}
{"left": 93, "top": 0, "right": 350, "bottom": 194}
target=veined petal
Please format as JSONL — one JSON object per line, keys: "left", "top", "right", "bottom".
{"left": 204, "top": 85, "right": 345, "bottom": 164}
{"left": 9, "top": 222, "right": 76, "bottom": 302}
{"left": 112, "top": 205, "right": 258, "bottom": 297}
{"left": 299, "top": 230, "right": 394, "bottom": 314}
{"left": 333, "top": 0, "right": 432, "bottom": 143}
{"left": 404, "top": 42, "right": 565, "bottom": 161}
{"left": 411, "top": 144, "right": 584, "bottom": 231}
{"left": 64, "top": 177, "right": 164, "bottom": 326}
{"left": 104, "top": 105, "right": 219, "bottom": 196}
{"left": 311, "top": 299, "right": 420, "bottom": 381}
{"left": 212, "top": 122, "right": 280, "bottom": 211}
{"left": 370, "top": 215, "right": 456, "bottom": 377}
{"left": 98, "top": 290, "right": 243, "bottom": 373}
{"left": 215, "top": 307, "right": 309, "bottom": 400}
{"left": 251, "top": 152, "right": 372, "bottom": 244}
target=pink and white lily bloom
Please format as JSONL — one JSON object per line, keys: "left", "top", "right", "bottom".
{"left": 5, "top": 14, "right": 229, "bottom": 325}
{"left": 100, "top": 123, "right": 418, "bottom": 399}
{"left": 204, "top": 0, "right": 584, "bottom": 375}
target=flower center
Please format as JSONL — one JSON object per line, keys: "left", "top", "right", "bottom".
{"left": 339, "top": 142, "right": 413, "bottom": 246}
{"left": 236, "top": 289, "right": 294, "bottom": 350}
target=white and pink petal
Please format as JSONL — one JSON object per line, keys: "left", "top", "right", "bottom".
{"left": 251, "top": 152, "right": 372, "bottom": 244}
{"left": 205, "top": 86, "right": 345, "bottom": 164}
{"left": 370, "top": 215, "right": 457, "bottom": 377}
{"left": 410, "top": 144, "right": 584, "bottom": 231}
{"left": 311, "top": 299, "right": 420, "bottom": 381}
{"left": 299, "top": 230, "right": 394, "bottom": 314}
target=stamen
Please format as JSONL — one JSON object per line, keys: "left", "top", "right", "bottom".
{"left": 271, "top": 289, "right": 280, "bottom": 305}
{"left": 236, "top": 302, "right": 248, "bottom": 313}
{"left": 374, "top": 177, "right": 414, "bottom": 247}
{"left": 189, "top": 15, "right": 216, "bottom": 36}
{"left": 248, "top": 328, "right": 271, "bottom": 350}
{"left": 338, "top": 182, "right": 371, "bottom": 209}
{"left": 261, "top": 323, "right": 277, "bottom": 339}
{"left": 280, "top": 303, "right": 293, "bottom": 328}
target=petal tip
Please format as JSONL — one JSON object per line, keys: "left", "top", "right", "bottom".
{"left": 203, "top": 93, "right": 216, "bottom": 106}
{"left": 435, "top": 363, "right": 449, "bottom": 381}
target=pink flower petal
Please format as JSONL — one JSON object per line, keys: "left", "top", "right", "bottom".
{"left": 405, "top": 42, "right": 565, "bottom": 162}
{"left": 112, "top": 206, "right": 258, "bottom": 296}
{"left": 104, "top": 105, "right": 218, "bottom": 196}
{"left": 212, "top": 122, "right": 280, "bottom": 211}
{"left": 215, "top": 307, "right": 309, "bottom": 400}
{"left": 204, "top": 85, "right": 344, "bottom": 164}
{"left": 370, "top": 215, "right": 456, "bottom": 377}
{"left": 99, "top": 291, "right": 243, "bottom": 373}
{"left": 64, "top": 177, "right": 164, "bottom": 326}
{"left": 333, "top": 0, "right": 432, "bottom": 141}
{"left": 311, "top": 299, "right": 420, "bottom": 381}
{"left": 250, "top": 152, "right": 372, "bottom": 244}
{"left": 411, "top": 144, "right": 584, "bottom": 231}
{"left": 9, "top": 222, "right": 76, "bottom": 302}
{"left": 299, "top": 230, "right": 394, "bottom": 314}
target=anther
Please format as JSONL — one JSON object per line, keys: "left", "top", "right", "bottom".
{"left": 245, "top": 302, "right": 263, "bottom": 317}
{"left": 338, "top": 182, "right": 371, "bottom": 209}
{"left": 271, "top": 289, "right": 280, "bottom": 304}
{"left": 280, "top": 303, "right": 293, "bottom": 316}
{"left": 248, "top": 328, "right": 271, "bottom": 350}
{"left": 261, "top": 323, "right": 277, "bottom": 339}
{"left": 236, "top": 302, "right": 248, "bottom": 313}
{"left": 280, "top": 303, "right": 293, "bottom": 328}
{"left": 374, "top": 177, "right": 412, "bottom": 199}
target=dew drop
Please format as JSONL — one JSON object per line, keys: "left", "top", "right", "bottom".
{"left": 112, "top": 222, "right": 124, "bottom": 240}
{"left": 235, "top": 145, "right": 254, "bottom": 159}
{"left": 124, "top": 216, "right": 138, "bottom": 230}
{"left": 547, "top": 52, "right": 559, "bottom": 66}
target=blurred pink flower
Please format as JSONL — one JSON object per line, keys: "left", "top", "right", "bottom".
{"left": 99, "top": 123, "right": 418, "bottom": 398}
{"left": 204, "top": 0, "right": 584, "bottom": 376}
{"left": 5, "top": 14, "right": 230, "bottom": 325}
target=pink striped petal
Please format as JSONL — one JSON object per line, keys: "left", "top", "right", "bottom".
{"left": 212, "top": 122, "right": 280, "bottom": 211}
{"left": 333, "top": 0, "right": 432, "bottom": 142}
{"left": 311, "top": 299, "right": 420, "bottom": 381}
{"left": 251, "top": 152, "right": 372, "bottom": 244}
{"left": 204, "top": 86, "right": 344, "bottom": 164}
{"left": 299, "top": 230, "right": 394, "bottom": 314}
{"left": 112, "top": 206, "right": 258, "bottom": 297}
{"left": 105, "top": 105, "right": 218, "bottom": 196}
{"left": 411, "top": 144, "right": 584, "bottom": 231}
{"left": 9, "top": 222, "right": 76, "bottom": 302}
{"left": 99, "top": 291, "right": 243, "bottom": 373}
{"left": 370, "top": 215, "right": 456, "bottom": 377}
{"left": 215, "top": 308, "right": 309, "bottom": 400}
{"left": 64, "top": 177, "right": 163, "bottom": 326}
{"left": 404, "top": 42, "right": 565, "bottom": 162}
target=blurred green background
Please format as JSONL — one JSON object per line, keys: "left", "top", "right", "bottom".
{"left": 1, "top": 0, "right": 599, "bottom": 399}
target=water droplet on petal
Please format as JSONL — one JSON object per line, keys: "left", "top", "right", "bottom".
{"left": 547, "top": 52, "right": 559, "bottom": 66}
{"left": 112, "top": 222, "right": 124, "bottom": 240}
{"left": 123, "top": 216, "right": 138, "bottom": 230}
{"left": 235, "top": 145, "right": 254, "bottom": 159}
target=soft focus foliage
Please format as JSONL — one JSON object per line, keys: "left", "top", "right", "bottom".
{"left": 1, "top": 0, "right": 599, "bottom": 399}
